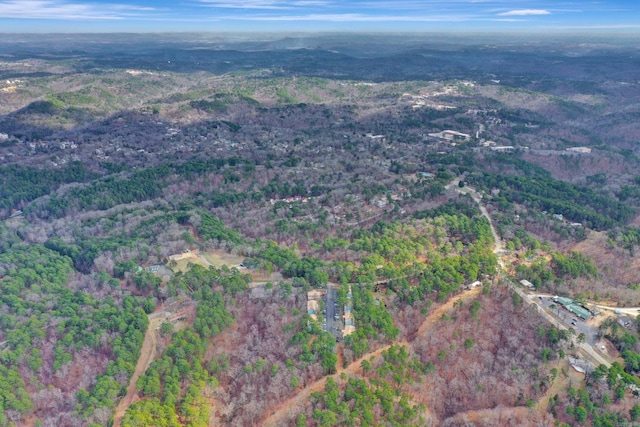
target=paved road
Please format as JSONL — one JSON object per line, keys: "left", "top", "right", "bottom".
{"left": 535, "top": 296, "right": 598, "bottom": 345}
{"left": 325, "top": 285, "right": 341, "bottom": 337}
{"left": 457, "top": 180, "right": 611, "bottom": 368}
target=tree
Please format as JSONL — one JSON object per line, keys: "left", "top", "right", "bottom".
{"left": 143, "top": 296, "right": 156, "bottom": 314}
{"left": 160, "top": 322, "right": 174, "bottom": 336}
{"left": 182, "top": 232, "right": 195, "bottom": 245}
{"left": 574, "top": 406, "right": 588, "bottom": 424}
{"left": 469, "top": 300, "right": 481, "bottom": 319}
{"left": 630, "top": 404, "right": 640, "bottom": 421}
{"left": 361, "top": 359, "right": 371, "bottom": 374}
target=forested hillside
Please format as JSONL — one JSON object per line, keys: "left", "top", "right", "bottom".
{"left": 2, "top": 34, "right": 640, "bottom": 426}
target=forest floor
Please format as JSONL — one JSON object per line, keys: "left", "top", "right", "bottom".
{"left": 261, "top": 287, "right": 482, "bottom": 426}
{"left": 536, "top": 359, "right": 585, "bottom": 413}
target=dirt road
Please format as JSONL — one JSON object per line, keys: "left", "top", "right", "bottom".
{"left": 262, "top": 287, "right": 482, "bottom": 426}
{"left": 262, "top": 343, "right": 402, "bottom": 427}
{"left": 112, "top": 316, "right": 161, "bottom": 427}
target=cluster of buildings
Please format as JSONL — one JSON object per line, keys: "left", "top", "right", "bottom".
{"left": 1, "top": 79, "right": 23, "bottom": 93}
{"left": 553, "top": 296, "right": 592, "bottom": 320}
{"left": 306, "top": 286, "right": 356, "bottom": 339}
{"left": 343, "top": 285, "right": 355, "bottom": 337}
{"left": 269, "top": 196, "right": 311, "bottom": 205}
{"left": 427, "top": 130, "right": 472, "bottom": 144}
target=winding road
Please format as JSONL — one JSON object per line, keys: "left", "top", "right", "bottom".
{"left": 457, "top": 180, "right": 611, "bottom": 368}
{"left": 114, "top": 179, "right": 621, "bottom": 424}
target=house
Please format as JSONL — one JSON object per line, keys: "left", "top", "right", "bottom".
{"left": 566, "top": 147, "right": 592, "bottom": 154}
{"left": 520, "top": 279, "right": 534, "bottom": 289}
{"left": 307, "top": 303, "right": 319, "bottom": 321}
{"left": 168, "top": 248, "right": 199, "bottom": 261}
{"left": 617, "top": 316, "right": 633, "bottom": 329}
{"left": 343, "top": 324, "right": 356, "bottom": 337}
{"left": 342, "top": 285, "right": 356, "bottom": 337}
{"left": 241, "top": 258, "right": 260, "bottom": 270}
{"left": 307, "top": 289, "right": 325, "bottom": 323}
{"left": 568, "top": 357, "right": 592, "bottom": 374}
{"left": 442, "top": 130, "right": 471, "bottom": 141}
{"left": 466, "top": 280, "right": 482, "bottom": 290}
{"left": 342, "top": 309, "right": 355, "bottom": 337}
{"left": 146, "top": 265, "right": 162, "bottom": 273}
{"left": 490, "top": 146, "right": 516, "bottom": 153}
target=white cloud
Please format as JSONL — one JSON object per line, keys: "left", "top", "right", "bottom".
{"left": 498, "top": 9, "right": 550, "bottom": 16}
{"left": 199, "top": 0, "right": 329, "bottom": 9}
{"left": 0, "top": 0, "right": 155, "bottom": 20}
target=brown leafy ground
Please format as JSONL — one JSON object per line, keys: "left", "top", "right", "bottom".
{"left": 260, "top": 288, "right": 482, "bottom": 426}
{"left": 570, "top": 231, "right": 640, "bottom": 305}
{"left": 534, "top": 359, "right": 585, "bottom": 414}
{"left": 258, "top": 284, "right": 556, "bottom": 426}
{"left": 441, "top": 406, "right": 554, "bottom": 427}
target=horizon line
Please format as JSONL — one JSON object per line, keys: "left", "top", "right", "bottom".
{"left": 2, "top": 29, "right": 640, "bottom": 35}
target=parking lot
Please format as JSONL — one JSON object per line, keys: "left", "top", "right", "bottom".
{"left": 536, "top": 296, "right": 598, "bottom": 345}
{"left": 324, "top": 285, "right": 342, "bottom": 338}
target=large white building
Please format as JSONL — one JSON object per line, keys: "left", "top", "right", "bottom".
{"left": 428, "top": 130, "right": 471, "bottom": 143}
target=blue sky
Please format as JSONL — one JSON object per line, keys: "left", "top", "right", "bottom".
{"left": 1, "top": 0, "right": 639, "bottom": 32}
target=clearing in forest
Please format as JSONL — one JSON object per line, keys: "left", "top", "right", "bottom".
{"left": 202, "top": 250, "right": 244, "bottom": 268}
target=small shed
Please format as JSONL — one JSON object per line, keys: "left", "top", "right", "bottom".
{"left": 520, "top": 279, "right": 534, "bottom": 289}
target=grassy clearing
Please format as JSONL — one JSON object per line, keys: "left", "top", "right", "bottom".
{"left": 202, "top": 250, "right": 244, "bottom": 268}
{"left": 168, "top": 255, "right": 207, "bottom": 273}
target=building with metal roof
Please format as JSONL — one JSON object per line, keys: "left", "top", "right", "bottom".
{"left": 553, "top": 296, "right": 591, "bottom": 320}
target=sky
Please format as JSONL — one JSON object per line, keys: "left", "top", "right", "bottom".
{"left": 0, "top": 0, "right": 639, "bottom": 33}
